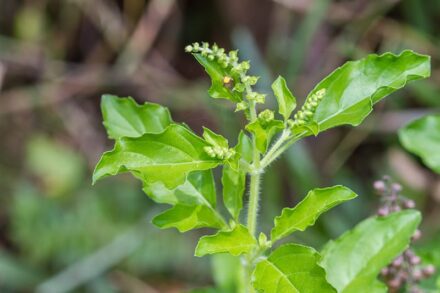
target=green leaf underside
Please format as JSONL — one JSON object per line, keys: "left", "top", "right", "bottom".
{"left": 193, "top": 54, "right": 241, "bottom": 102}
{"left": 195, "top": 225, "right": 256, "bottom": 257}
{"left": 320, "top": 210, "right": 421, "bottom": 293}
{"left": 246, "top": 119, "right": 284, "bottom": 153}
{"left": 101, "top": 95, "right": 172, "bottom": 139}
{"left": 305, "top": 50, "right": 430, "bottom": 134}
{"left": 152, "top": 204, "right": 224, "bottom": 232}
{"left": 399, "top": 115, "right": 440, "bottom": 173}
{"left": 272, "top": 76, "right": 297, "bottom": 121}
{"left": 271, "top": 185, "right": 357, "bottom": 242}
{"left": 93, "top": 124, "right": 220, "bottom": 188}
{"left": 222, "top": 165, "right": 245, "bottom": 220}
{"left": 252, "top": 244, "right": 336, "bottom": 293}
{"left": 236, "top": 131, "right": 253, "bottom": 163}
{"left": 221, "top": 132, "right": 250, "bottom": 220}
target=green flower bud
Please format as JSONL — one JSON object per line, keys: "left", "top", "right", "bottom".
{"left": 287, "top": 119, "right": 295, "bottom": 128}
{"left": 258, "top": 232, "right": 271, "bottom": 250}
{"left": 185, "top": 45, "right": 193, "bottom": 52}
{"left": 247, "top": 76, "right": 259, "bottom": 85}
{"left": 254, "top": 93, "right": 266, "bottom": 104}
{"left": 233, "top": 83, "right": 245, "bottom": 93}
{"left": 315, "top": 88, "right": 326, "bottom": 99}
{"left": 241, "top": 61, "right": 250, "bottom": 71}
{"left": 203, "top": 146, "right": 216, "bottom": 158}
{"left": 229, "top": 50, "right": 238, "bottom": 63}
{"left": 290, "top": 88, "right": 325, "bottom": 129}
{"left": 235, "top": 101, "right": 248, "bottom": 112}
{"left": 212, "top": 43, "right": 219, "bottom": 52}
{"left": 246, "top": 92, "right": 256, "bottom": 100}
{"left": 258, "top": 109, "right": 274, "bottom": 123}
{"left": 304, "top": 110, "right": 314, "bottom": 117}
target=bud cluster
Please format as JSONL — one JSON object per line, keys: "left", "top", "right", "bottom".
{"left": 185, "top": 42, "right": 265, "bottom": 112}
{"left": 203, "top": 145, "right": 235, "bottom": 160}
{"left": 258, "top": 109, "right": 274, "bottom": 126}
{"left": 289, "top": 88, "right": 326, "bottom": 128}
{"left": 374, "top": 176, "right": 416, "bottom": 216}
{"left": 381, "top": 249, "right": 435, "bottom": 293}
{"left": 374, "top": 176, "right": 436, "bottom": 293}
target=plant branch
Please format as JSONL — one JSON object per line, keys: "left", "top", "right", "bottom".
{"left": 260, "top": 131, "right": 306, "bottom": 169}
{"left": 246, "top": 100, "right": 261, "bottom": 237}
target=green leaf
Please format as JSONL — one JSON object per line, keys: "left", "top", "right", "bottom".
{"left": 306, "top": 50, "right": 430, "bottom": 135}
{"left": 246, "top": 119, "right": 284, "bottom": 153}
{"left": 367, "top": 280, "right": 388, "bottom": 293}
{"left": 152, "top": 204, "right": 224, "bottom": 232}
{"left": 142, "top": 170, "right": 216, "bottom": 206}
{"left": 271, "top": 76, "right": 297, "bottom": 121}
{"left": 211, "top": 254, "right": 242, "bottom": 293}
{"left": 221, "top": 132, "right": 250, "bottom": 220}
{"left": 236, "top": 131, "right": 253, "bottom": 163}
{"left": 193, "top": 54, "right": 241, "bottom": 102}
{"left": 203, "top": 127, "right": 229, "bottom": 149}
{"left": 320, "top": 210, "right": 421, "bottom": 293}
{"left": 195, "top": 224, "right": 256, "bottom": 257}
{"left": 252, "top": 244, "right": 336, "bottom": 293}
{"left": 222, "top": 165, "right": 245, "bottom": 221}
{"left": 93, "top": 124, "right": 221, "bottom": 188}
{"left": 271, "top": 185, "right": 357, "bottom": 242}
{"left": 145, "top": 170, "right": 226, "bottom": 232}
{"left": 399, "top": 115, "right": 440, "bottom": 173}
{"left": 101, "top": 95, "right": 172, "bottom": 139}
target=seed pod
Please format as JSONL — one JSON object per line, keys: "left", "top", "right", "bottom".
{"left": 391, "top": 183, "right": 402, "bottom": 192}
{"left": 403, "top": 199, "right": 416, "bottom": 209}
{"left": 412, "top": 229, "right": 422, "bottom": 241}
{"left": 412, "top": 269, "right": 423, "bottom": 280}
{"left": 409, "top": 255, "right": 421, "bottom": 265}
{"left": 390, "top": 206, "right": 401, "bottom": 213}
{"left": 377, "top": 206, "right": 390, "bottom": 216}
{"left": 388, "top": 278, "right": 401, "bottom": 289}
{"left": 374, "top": 180, "right": 386, "bottom": 192}
{"left": 410, "top": 287, "right": 422, "bottom": 293}
{"left": 422, "top": 265, "right": 435, "bottom": 277}
{"left": 381, "top": 267, "right": 389, "bottom": 276}
{"left": 392, "top": 256, "right": 404, "bottom": 268}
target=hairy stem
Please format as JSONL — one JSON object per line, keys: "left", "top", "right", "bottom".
{"left": 246, "top": 100, "right": 261, "bottom": 237}
{"left": 243, "top": 99, "right": 261, "bottom": 293}
{"left": 260, "top": 131, "right": 307, "bottom": 169}
{"left": 247, "top": 102, "right": 261, "bottom": 235}
{"left": 260, "top": 129, "right": 290, "bottom": 168}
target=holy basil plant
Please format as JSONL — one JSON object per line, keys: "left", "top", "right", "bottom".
{"left": 93, "top": 42, "right": 430, "bottom": 293}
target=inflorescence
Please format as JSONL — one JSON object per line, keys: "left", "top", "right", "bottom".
{"left": 185, "top": 42, "right": 265, "bottom": 112}
{"left": 374, "top": 176, "right": 436, "bottom": 293}
{"left": 203, "top": 145, "right": 235, "bottom": 160}
{"left": 289, "top": 88, "right": 326, "bottom": 128}
{"left": 186, "top": 42, "right": 327, "bottom": 128}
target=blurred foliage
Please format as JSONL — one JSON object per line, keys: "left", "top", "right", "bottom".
{"left": 0, "top": 0, "right": 439, "bottom": 291}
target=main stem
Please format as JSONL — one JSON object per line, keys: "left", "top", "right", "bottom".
{"left": 243, "top": 100, "right": 261, "bottom": 293}
{"left": 246, "top": 100, "right": 261, "bottom": 237}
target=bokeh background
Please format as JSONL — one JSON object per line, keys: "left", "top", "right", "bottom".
{"left": 0, "top": 0, "right": 439, "bottom": 292}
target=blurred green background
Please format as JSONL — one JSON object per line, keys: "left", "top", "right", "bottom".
{"left": 0, "top": 0, "right": 439, "bottom": 292}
